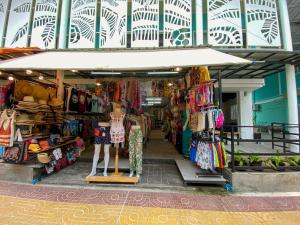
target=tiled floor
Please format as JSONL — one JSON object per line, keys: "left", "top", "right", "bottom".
{"left": 0, "top": 181, "right": 299, "bottom": 225}
{"left": 40, "top": 162, "right": 184, "bottom": 188}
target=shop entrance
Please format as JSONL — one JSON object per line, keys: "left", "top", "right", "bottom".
{"left": 222, "top": 93, "right": 238, "bottom": 132}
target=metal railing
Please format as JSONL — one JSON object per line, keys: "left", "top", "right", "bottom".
{"left": 271, "top": 123, "right": 300, "bottom": 153}
{"left": 223, "top": 124, "right": 300, "bottom": 172}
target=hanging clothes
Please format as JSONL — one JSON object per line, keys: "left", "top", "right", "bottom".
{"left": 78, "top": 90, "right": 86, "bottom": 113}
{"left": 91, "top": 94, "right": 98, "bottom": 113}
{"left": 0, "top": 110, "right": 16, "bottom": 147}
{"left": 69, "top": 88, "right": 79, "bottom": 112}
{"left": 86, "top": 93, "right": 92, "bottom": 112}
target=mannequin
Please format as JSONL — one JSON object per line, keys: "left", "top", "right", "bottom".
{"left": 88, "top": 122, "right": 110, "bottom": 177}
{"left": 128, "top": 125, "right": 143, "bottom": 178}
{"left": 110, "top": 103, "right": 125, "bottom": 175}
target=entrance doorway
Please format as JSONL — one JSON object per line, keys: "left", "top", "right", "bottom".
{"left": 222, "top": 93, "right": 238, "bottom": 132}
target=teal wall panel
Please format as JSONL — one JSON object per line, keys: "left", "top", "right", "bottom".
{"left": 253, "top": 68, "right": 300, "bottom": 125}
{"left": 254, "top": 98, "right": 288, "bottom": 125}
{"left": 254, "top": 74, "right": 280, "bottom": 102}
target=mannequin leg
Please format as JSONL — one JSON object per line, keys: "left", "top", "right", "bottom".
{"left": 136, "top": 142, "right": 143, "bottom": 177}
{"left": 88, "top": 144, "right": 101, "bottom": 176}
{"left": 103, "top": 144, "right": 110, "bottom": 176}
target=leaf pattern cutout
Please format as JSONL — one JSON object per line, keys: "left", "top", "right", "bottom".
{"left": 132, "top": 0, "right": 159, "bottom": 46}
{"left": 42, "top": 19, "right": 56, "bottom": 47}
{"left": 13, "top": 3, "right": 31, "bottom": 13}
{"left": 73, "top": 16, "right": 95, "bottom": 42}
{"left": 70, "top": 24, "right": 81, "bottom": 43}
{"left": 100, "top": 27, "right": 107, "bottom": 46}
{"left": 102, "top": 7, "right": 118, "bottom": 38}
{"left": 208, "top": 0, "right": 242, "bottom": 46}
{"left": 261, "top": 14, "right": 278, "bottom": 44}
{"left": 245, "top": 0, "right": 280, "bottom": 46}
{"left": 210, "top": 8, "right": 240, "bottom": 21}
{"left": 164, "top": 0, "right": 191, "bottom": 47}
{"left": 132, "top": 25, "right": 158, "bottom": 41}
{"left": 11, "top": 23, "right": 29, "bottom": 45}
{"left": 209, "top": 26, "right": 241, "bottom": 45}
{"left": 69, "top": 0, "right": 96, "bottom": 46}
{"left": 209, "top": 0, "right": 230, "bottom": 11}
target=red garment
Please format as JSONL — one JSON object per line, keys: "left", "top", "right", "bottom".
{"left": 114, "top": 81, "right": 120, "bottom": 102}
{"left": 78, "top": 90, "right": 86, "bottom": 113}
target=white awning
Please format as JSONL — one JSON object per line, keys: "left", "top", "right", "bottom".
{"left": 0, "top": 48, "right": 251, "bottom": 71}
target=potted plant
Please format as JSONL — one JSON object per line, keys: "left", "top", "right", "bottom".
{"left": 269, "top": 156, "right": 289, "bottom": 172}
{"left": 286, "top": 157, "right": 300, "bottom": 171}
{"left": 229, "top": 152, "right": 248, "bottom": 171}
{"left": 248, "top": 156, "right": 264, "bottom": 171}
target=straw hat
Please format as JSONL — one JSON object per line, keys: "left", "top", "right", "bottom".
{"left": 15, "top": 81, "right": 33, "bottom": 100}
{"left": 48, "top": 98, "right": 64, "bottom": 107}
{"left": 37, "top": 153, "right": 50, "bottom": 164}
{"left": 34, "top": 114, "right": 45, "bottom": 122}
{"left": 38, "top": 99, "right": 47, "bottom": 105}
{"left": 29, "top": 144, "right": 42, "bottom": 153}
{"left": 32, "top": 84, "right": 49, "bottom": 101}
{"left": 23, "top": 96, "right": 35, "bottom": 102}
{"left": 39, "top": 140, "right": 50, "bottom": 150}
{"left": 17, "top": 113, "right": 34, "bottom": 123}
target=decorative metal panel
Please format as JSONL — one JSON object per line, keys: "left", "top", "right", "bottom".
{"left": 100, "top": 0, "right": 127, "bottom": 48}
{"left": 245, "top": 0, "right": 281, "bottom": 47}
{"left": 207, "top": 0, "right": 243, "bottom": 46}
{"left": 164, "top": 0, "right": 192, "bottom": 47}
{"left": 131, "top": 0, "right": 159, "bottom": 48}
{"left": 5, "top": 0, "right": 32, "bottom": 47}
{"left": 68, "top": 0, "right": 97, "bottom": 48}
{"left": 30, "top": 0, "right": 60, "bottom": 49}
{"left": 196, "top": 0, "right": 203, "bottom": 45}
{"left": 0, "top": 0, "right": 9, "bottom": 46}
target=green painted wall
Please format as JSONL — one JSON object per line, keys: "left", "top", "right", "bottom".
{"left": 253, "top": 68, "right": 300, "bottom": 125}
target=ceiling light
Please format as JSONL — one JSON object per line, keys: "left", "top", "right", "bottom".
{"left": 71, "top": 70, "right": 78, "bottom": 73}
{"left": 96, "top": 82, "right": 101, "bottom": 86}
{"left": 148, "top": 71, "right": 179, "bottom": 75}
{"left": 175, "top": 67, "right": 182, "bottom": 72}
{"left": 8, "top": 76, "right": 14, "bottom": 81}
{"left": 26, "top": 70, "right": 33, "bottom": 75}
{"left": 91, "top": 72, "right": 121, "bottom": 75}
{"left": 38, "top": 75, "right": 44, "bottom": 80}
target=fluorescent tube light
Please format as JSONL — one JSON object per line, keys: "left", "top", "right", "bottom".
{"left": 147, "top": 71, "right": 179, "bottom": 75}
{"left": 92, "top": 71, "right": 121, "bottom": 75}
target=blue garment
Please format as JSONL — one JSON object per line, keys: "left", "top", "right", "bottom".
{"left": 95, "top": 126, "right": 111, "bottom": 145}
{"left": 182, "top": 110, "right": 192, "bottom": 156}
{"left": 0, "top": 146, "right": 5, "bottom": 158}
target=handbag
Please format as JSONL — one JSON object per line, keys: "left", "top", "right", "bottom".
{"left": 3, "top": 129, "right": 25, "bottom": 163}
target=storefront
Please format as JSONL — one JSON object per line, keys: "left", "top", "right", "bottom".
{"left": 0, "top": 0, "right": 299, "bottom": 186}
{"left": 0, "top": 47, "right": 252, "bottom": 185}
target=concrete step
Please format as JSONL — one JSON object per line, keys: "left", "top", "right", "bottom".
{"left": 176, "top": 160, "right": 226, "bottom": 185}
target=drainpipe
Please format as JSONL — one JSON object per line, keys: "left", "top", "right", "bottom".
{"left": 278, "top": 0, "right": 299, "bottom": 153}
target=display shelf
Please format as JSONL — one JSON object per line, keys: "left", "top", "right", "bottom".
{"left": 28, "top": 139, "right": 77, "bottom": 154}
{"left": 16, "top": 121, "right": 63, "bottom": 126}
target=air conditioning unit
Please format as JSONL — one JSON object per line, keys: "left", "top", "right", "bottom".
{"left": 253, "top": 104, "right": 261, "bottom": 112}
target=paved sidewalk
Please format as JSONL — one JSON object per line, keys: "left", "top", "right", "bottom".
{"left": 0, "top": 182, "right": 299, "bottom": 225}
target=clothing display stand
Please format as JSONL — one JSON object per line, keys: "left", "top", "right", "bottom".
{"left": 86, "top": 104, "right": 138, "bottom": 184}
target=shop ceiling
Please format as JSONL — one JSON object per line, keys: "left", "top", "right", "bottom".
{"left": 0, "top": 48, "right": 300, "bottom": 81}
